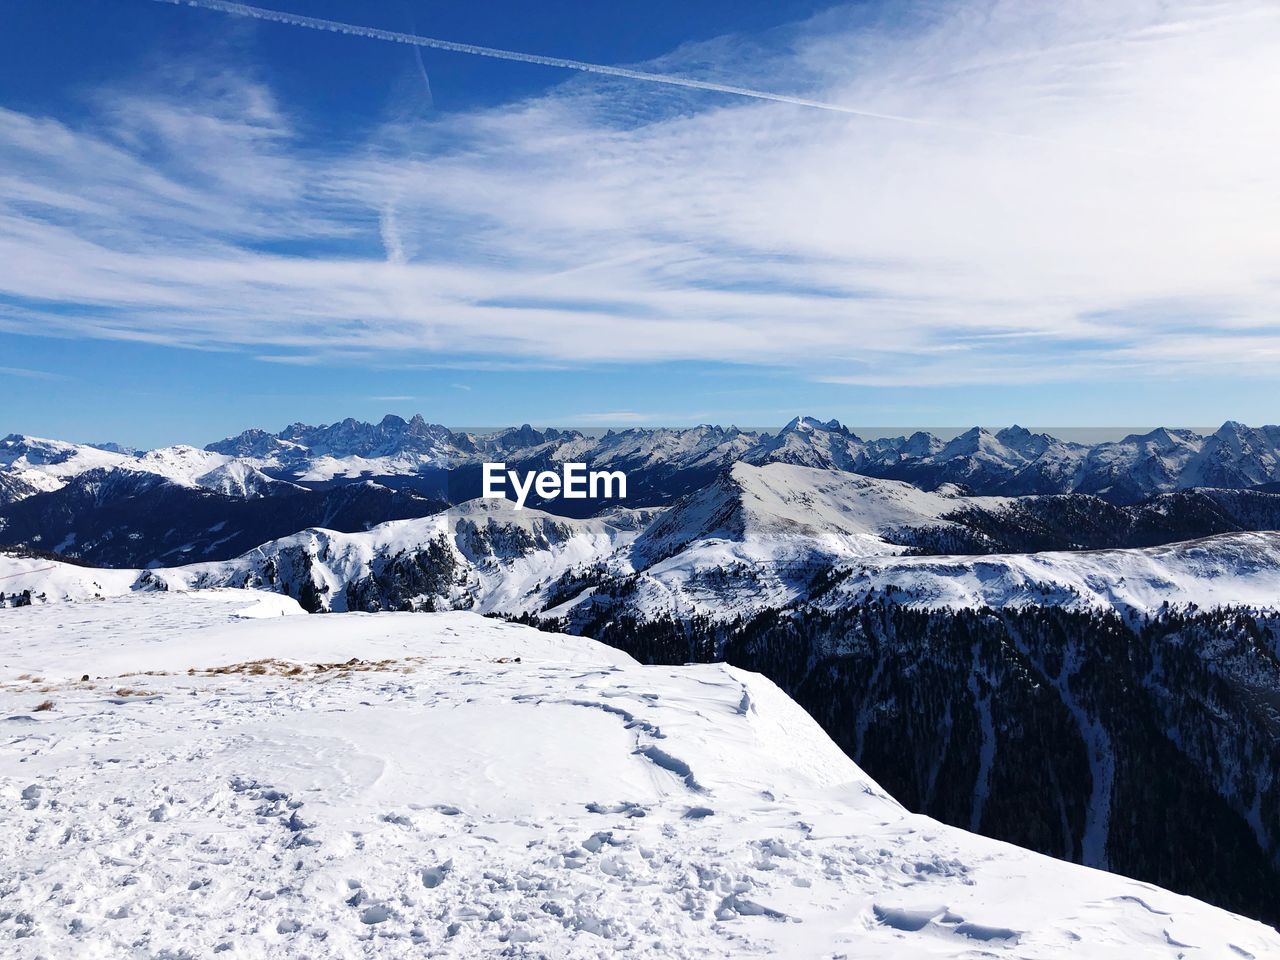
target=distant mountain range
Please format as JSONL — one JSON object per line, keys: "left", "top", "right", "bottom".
{"left": 8, "top": 415, "right": 1280, "bottom": 507}
{"left": 202, "top": 414, "right": 1280, "bottom": 505}
{"left": 4, "top": 415, "right": 1280, "bottom": 564}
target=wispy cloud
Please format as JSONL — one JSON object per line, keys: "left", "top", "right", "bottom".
{"left": 0, "top": 366, "right": 67, "bottom": 381}
{"left": 2, "top": 0, "right": 1278, "bottom": 387}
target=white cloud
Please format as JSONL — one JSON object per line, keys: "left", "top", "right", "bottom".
{"left": 1, "top": 0, "right": 1278, "bottom": 386}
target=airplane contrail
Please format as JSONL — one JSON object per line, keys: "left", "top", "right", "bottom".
{"left": 144, "top": 0, "right": 1014, "bottom": 137}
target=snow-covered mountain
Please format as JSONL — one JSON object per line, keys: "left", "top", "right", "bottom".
{"left": 0, "top": 435, "right": 291, "bottom": 507}
{"left": 740, "top": 418, "right": 1087, "bottom": 494}
{"left": 170, "top": 498, "right": 655, "bottom": 615}
{"left": 0, "top": 434, "right": 130, "bottom": 505}
{"left": 575, "top": 464, "right": 1280, "bottom": 624}
{"left": 745, "top": 416, "right": 868, "bottom": 470}
{"left": 1183, "top": 420, "right": 1280, "bottom": 489}
{"left": 631, "top": 462, "right": 1006, "bottom": 567}
{"left": 747, "top": 418, "right": 1280, "bottom": 502}
{"left": 3, "top": 592, "right": 1277, "bottom": 958}
{"left": 11, "top": 462, "right": 1279, "bottom": 619}
{"left": 0, "top": 500, "right": 652, "bottom": 613}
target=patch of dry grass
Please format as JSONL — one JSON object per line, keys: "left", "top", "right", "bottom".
{"left": 187, "top": 656, "right": 428, "bottom": 679}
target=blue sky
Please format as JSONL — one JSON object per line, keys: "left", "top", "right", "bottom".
{"left": 2, "top": 0, "right": 1278, "bottom": 448}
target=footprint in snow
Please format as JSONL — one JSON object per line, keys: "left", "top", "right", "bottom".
{"left": 420, "top": 861, "right": 451, "bottom": 889}
{"left": 585, "top": 801, "right": 647, "bottom": 818}
{"left": 360, "top": 904, "right": 393, "bottom": 925}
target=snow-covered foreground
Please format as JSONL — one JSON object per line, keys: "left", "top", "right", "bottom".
{"left": 2, "top": 595, "right": 1277, "bottom": 958}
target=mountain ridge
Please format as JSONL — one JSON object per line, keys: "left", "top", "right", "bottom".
{"left": 8, "top": 417, "right": 1280, "bottom": 530}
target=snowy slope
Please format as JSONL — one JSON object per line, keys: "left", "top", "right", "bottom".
{"left": 821, "top": 531, "right": 1280, "bottom": 613}
{"left": 10, "top": 460, "right": 1013, "bottom": 619}
{"left": 133, "top": 447, "right": 302, "bottom": 497}
{"left": 2, "top": 596, "right": 1277, "bottom": 958}
{"left": 607, "top": 529, "right": 1280, "bottom": 623}
{"left": 133, "top": 445, "right": 231, "bottom": 484}
{"left": 0, "top": 551, "right": 142, "bottom": 602}
{"left": 195, "top": 460, "right": 306, "bottom": 498}
{"left": 633, "top": 462, "right": 1005, "bottom": 567}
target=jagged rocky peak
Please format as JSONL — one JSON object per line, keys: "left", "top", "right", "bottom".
{"left": 1208, "top": 419, "right": 1280, "bottom": 449}
{"left": 780, "top": 415, "right": 859, "bottom": 438}
{"left": 1183, "top": 420, "right": 1280, "bottom": 488}
{"left": 204, "top": 427, "right": 294, "bottom": 459}
{"left": 1124, "top": 426, "right": 1201, "bottom": 449}
{"left": 2, "top": 434, "right": 37, "bottom": 458}
{"left": 382, "top": 413, "right": 451, "bottom": 441}
{"left": 493, "top": 423, "right": 550, "bottom": 448}
{"left": 935, "top": 425, "right": 1058, "bottom": 464}
{"left": 1201, "top": 421, "right": 1252, "bottom": 457}
{"left": 896, "top": 430, "right": 944, "bottom": 457}
{"left": 993, "top": 424, "right": 1060, "bottom": 456}
{"left": 208, "top": 414, "right": 456, "bottom": 461}
{"left": 683, "top": 422, "right": 745, "bottom": 440}
{"left": 995, "top": 424, "right": 1035, "bottom": 442}
{"left": 936, "top": 426, "right": 992, "bottom": 457}
{"left": 749, "top": 416, "right": 867, "bottom": 471}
